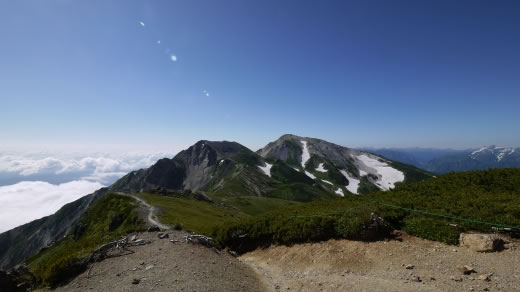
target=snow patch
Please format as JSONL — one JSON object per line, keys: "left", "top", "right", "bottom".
{"left": 316, "top": 163, "right": 327, "bottom": 172}
{"left": 357, "top": 155, "right": 404, "bottom": 191}
{"left": 359, "top": 169, "right": 368, "bottom": 176}
{"left": 340, "top": 170, "right": 360, "bottom": 194}
{"left": 335, "top": 188, "right": 344, "bottom": 197}
{"left": 300, "top": 141, "right": 311, "bottom": 168}
{"left": 321, "top": 179, "right": 333, "bottom": 185}
{"left": 471, "top": 146, "right": 489, "bottom": 156}
{"left": 219, "top": 159, "right": 225, "bottom": 166}
{"left": 258, "top": 162, "right": 273, "bottom": 177}
{"left": 293, "top": 167, "right": 300, "bottom": 172}
{"left": 305, "top": 171, "right": 316, "bottom": 179}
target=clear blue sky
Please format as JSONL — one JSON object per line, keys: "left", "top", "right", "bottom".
{"left": 1, "top": 0, "right": 519, "bottom": 152}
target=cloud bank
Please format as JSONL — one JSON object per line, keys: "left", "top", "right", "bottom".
{"left": 0, "top": 152, "right": 173, "bottom": 185}
{"left": 0, "top": 180, "right": 104, "bottom": 233}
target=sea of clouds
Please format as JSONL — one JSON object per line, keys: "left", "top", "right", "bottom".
{"left": 0, "top": 151, "right": 173, "bottom": 232}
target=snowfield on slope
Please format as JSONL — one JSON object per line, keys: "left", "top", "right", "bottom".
{"left": 300, "top": 141, "right": 311, "bottom": 168}
{"left": 258, "top": 162, "right": 273, "bottom": 177}
{"left": 340, "top": 170, "right": 360, "bottom": 194}
{"left": 335, "top": 188, "right": 344, "bottom": 196}
{"left": 316, "top": 163, "right": 327, "bottom": 172}
{"left": 301, "top": 141, "right": 316, "bottom": 180}
{"left": 357, "top": 154, "right": 404, "bottom": 190}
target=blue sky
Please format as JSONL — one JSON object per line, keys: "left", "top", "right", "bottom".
{"left": 1, "top": 0, "right": 520, "bottom": 152}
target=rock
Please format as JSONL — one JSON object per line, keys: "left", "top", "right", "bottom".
{"left": 478, "top": 274, "right": 491, "bottom": 281}
{"left": 459, "top": 233, "right": 504, "bottom": 252}
{"left": 405, "top": 264, "right": 415, "bottom": 269}
{"left": 148, "top": 225, "right": 161, "bottom": 232}
{"left": 450, "top": 275, "right": 463, "bottom": 282}
{"left": 411, "top": 276, "right": 421, "bottom": 282}
{"left": 458, "top": 265, "right": 476, "bottom": 275}
{"left": 158, "top": 232, "right": 169, "bottom": 239}
{"left": 132, "top": 278, "right": 140, "bottom": 285}
{"left": 145, "top": 265, "right": 154, "bottom": 270}
{"left": 130, "top": 234, "right": 137, "bottom": 241}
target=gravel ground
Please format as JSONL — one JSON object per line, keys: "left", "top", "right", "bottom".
{"left": 49, "top": 231, "right": 265, "bottom": 292}
{"left": 239, "top": 233, "right": 520, "bottom": 292}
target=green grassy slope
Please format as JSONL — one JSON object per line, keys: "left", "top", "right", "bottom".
{"left": 26, "top": 194, "right": 146, "bottom": 287}
{"left": 137, "top": 193, "right": 246, "bottom": 234}
{"left": 214, "top": 168, "right": 520, "bottom": 253}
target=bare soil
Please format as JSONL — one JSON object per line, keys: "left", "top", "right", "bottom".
{"left": 50, "top": 231, "right": 265, "bottom": 292}
{"left": 239, "top": 233, "right": 520, "bottom": 292}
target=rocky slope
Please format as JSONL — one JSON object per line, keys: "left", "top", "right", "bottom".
{"left": 258, "top": 134, "right": 432, "bottom": 195}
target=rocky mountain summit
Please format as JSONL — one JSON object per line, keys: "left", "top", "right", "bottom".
{"left": 259, "top": 134, "right": 432, "bottom": 194}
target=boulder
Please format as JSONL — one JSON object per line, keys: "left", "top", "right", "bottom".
{"left": 459, "top": 233, "right": 503, "bottom": 252}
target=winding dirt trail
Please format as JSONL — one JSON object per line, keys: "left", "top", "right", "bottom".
{"left": 116, "top": 192, "right": 170, "bottom": 230}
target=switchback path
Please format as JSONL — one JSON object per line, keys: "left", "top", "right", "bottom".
{"left": 116, "top": 192, "right": 170, "bottom": 230}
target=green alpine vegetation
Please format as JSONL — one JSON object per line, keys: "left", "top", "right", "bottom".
{"left": 214, "top": 168, "right": 520, "bottom": 253}
{"left": 26, "top": 194, "right": 146, "bottom": 287}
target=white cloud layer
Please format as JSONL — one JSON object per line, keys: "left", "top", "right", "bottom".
{"left": 0, "top": 180, "right": 104, "bottom": 233}
{"left": 0, "top": 152, "right": 173, "bottom": 185}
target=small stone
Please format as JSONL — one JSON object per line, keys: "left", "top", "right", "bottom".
{"left": 458, "top": 265, "right": 476, "bottom": 275}
{"left": 158, "top": 232, "right": 169, "bottom": 239}
{"left": 140, "top": 262, "right": 145, "bottom": 265}
{"left": 132, "top": 278, "right": 140, "bottom": 285}
{"left": 450, "top": 275, "right": 463, "bottom": 282}
{"left": 131, "top": 268, "right": 137, "bottom": 271}
{"left": 411, "top": 276, "right": 421, "bottom": 282}
{"left": 405, "top": 264, "right": 415, "bottom": 269}
{"left": 146, "top": 265, "right": 154, "bottom": 270}
{"left": 429, "top": 276, "right": 436, "bottom": 281}
{"left": 478, "top": 274, "right": 491, "bottom": 281}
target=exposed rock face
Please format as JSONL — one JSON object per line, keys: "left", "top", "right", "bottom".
{"left": 0, "top": 188, "right": 108, "bottom": 270}
{"left": 110, "top": 140, "right": 260, "bottom": 193}
{"left": 459, "top": 233, "right": 504, "bottom": 252}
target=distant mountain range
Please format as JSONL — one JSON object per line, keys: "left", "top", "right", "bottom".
{"left": 0, "top": 134, "right": 432, "bottom": 269}
{"left": 361, "top": 146, "right": 520, "bottom": 174}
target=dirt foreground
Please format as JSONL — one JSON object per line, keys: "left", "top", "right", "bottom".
{"left": 50, "top": 231, "right": 265, "bottom": 292}
{"left": 239, "top": 233, "right": 520, "bottom": 292}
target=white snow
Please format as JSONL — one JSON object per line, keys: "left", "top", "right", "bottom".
{"left": 305, "top": 171, "right": 316, "bottom": 179}
{"left": 471, "top": 146, "right": 489, "bottom": 156}
{"left": 340, "top": 170, "right": 360, "bottom": 194}
{"left": 219, "top": 159, "right": 225, "bottom": 166}
{"left": 497, "top": 152, "right": 506, "bottom": 161}
{"left": 335, "top": 188, "right": 344, "bottom": 197}
{"left": 321, "top": 179, "right": 333, "bottom": 185}
{"left": 357, "top": 154, "right": 404, "bottom": 191}
{"left": 316, "top": 163, "right": 327, "bottom": 172}
{"left": 359, "top": 169, "right": 368, "bottom": 176}
{"left": 258, "top": 162, "right": 273, "bottom": 177}
{"left": 300, "top": 141, "right": 311, "bottom": 168}
{"left": 293, "top": 167, "right": 300, "bottom": 172}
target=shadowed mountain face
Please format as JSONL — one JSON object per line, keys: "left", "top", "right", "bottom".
{"left": 0, "top": 188, "right": 108, "bottom": 270}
